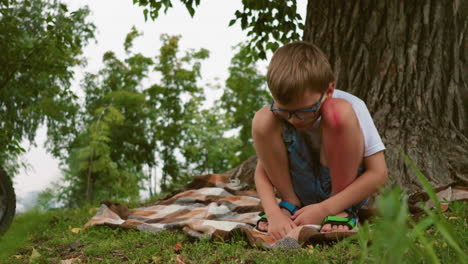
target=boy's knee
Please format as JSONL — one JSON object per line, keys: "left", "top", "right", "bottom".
{"left": 321, "top": 98, "right": 357, "bottom": 131}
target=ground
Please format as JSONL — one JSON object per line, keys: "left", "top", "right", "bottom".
{"left": 0, "top": 198, "right": 466, "bottom": 263}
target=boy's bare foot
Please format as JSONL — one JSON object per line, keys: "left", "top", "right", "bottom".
{"left": 257, "top": 208, "right": 292, "bottom": 232}
{"left": 320, "top": 211, "right": 353, "bottom": 232}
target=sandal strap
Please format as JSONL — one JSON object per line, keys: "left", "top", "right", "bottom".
{"left": 258, "top": 212, "right": 267, "bottom": 219}
{"left": 321, "top": 215, "right": 357, "bottom": 230}
{"left": 278, "top": 200, "right": 299, "bottom": 214}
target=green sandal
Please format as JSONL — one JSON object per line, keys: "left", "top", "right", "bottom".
{"left": 255, "top": 201, "right": 300, "bottom": 232}
{"left": 320, "top": 213, "right": 357, "bottom": 231}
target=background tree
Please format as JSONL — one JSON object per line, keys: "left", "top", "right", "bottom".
{"left": 182, "top": 106, "right": 241, "bottom": 175}
{"left": 145, "top": 34, "right": 210, "bottom": 192}
{"left": 218, "top": 44, "right": 271, "bottom": 163}
{"left": 55, "top": 29, "right": 248, "bottom": 204}
{"left": 301, "top": 1, "right": 468, "bottom": 200}
{"left": 62, "top": 105, "right": 144, "bottom": 206}
{"left": 58, "top": 28, "right": 155, "bottom": 205}
{"left": 133, "top": 0, "right": 468, "bottom": 199}
{"left": 0, "top": 0, "right": 95, "bottom": 174}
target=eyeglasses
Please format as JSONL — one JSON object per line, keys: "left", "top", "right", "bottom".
{"left": 270, "top": 93, "right": 325, "bottom": 121}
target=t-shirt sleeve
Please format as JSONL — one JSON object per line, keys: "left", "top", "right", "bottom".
{"left": 353, "top": 101, "right": 386, "bottom": 157}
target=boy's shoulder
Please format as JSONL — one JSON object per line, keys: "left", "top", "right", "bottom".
{"left": 333, "top": 89, "right": 370, "bottom": 119}
{"left": 333, "top": 89, "right": 365, "bottom": 106}
{"left": 252, "top": 105, "right": 282, "bottom": 136}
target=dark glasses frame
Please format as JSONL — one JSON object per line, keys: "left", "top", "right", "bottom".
{"left": 270, "top": 93, "right": 325, "bottom": 120}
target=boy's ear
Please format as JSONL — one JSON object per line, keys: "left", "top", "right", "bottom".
{"left": 326, "top": 82, "right": 336, "bottom": 97}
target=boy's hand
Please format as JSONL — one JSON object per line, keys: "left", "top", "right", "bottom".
{"left": 291, "top": 203, "right": 329, "bottom": 226}
{"left": 268, "top": 209, "right": 297, "bottom": 240}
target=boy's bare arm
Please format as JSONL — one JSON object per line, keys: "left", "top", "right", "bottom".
{"left": 293, "top": 152, "right": 387, "bottom": 224}
{"left": 320, "top": 151, "right": 388, "bottom": 215}
{"left": 254, "top": 160, "right": 281, "bottom": 216}
{"left": 252, "top": 107, "right": 301, "bottom": 207}
{"left": 255, "top": 159, "right": 297, "bottom": 239}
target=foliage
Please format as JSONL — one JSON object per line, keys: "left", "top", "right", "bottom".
{"left": 0, "top": 210, "right": 52, "bottom": 261}
{"left": 133, "top": 0, "right": 202, "bottom": 19}
{"left": 56, "top": 28, "right": 156, "bottom": 206}
{"left": 180, "top": 44, "right": 270, "bottom": 176}
{"left": 354, "top": 154, "right": 467, "bottom": 264}
{"left": 132, "top": 0, "right": 304, "bottom": 60}
{"left": 0, "top": 198, "right": 466, "bottom": 263}
{"left": 228, "top": 0, "right": 304, "bottom": 59}
{"left": 81, "top": 48, "right": 156, "bottom": 170}
{"left": 62, "top": 106, "right": 144, "bottom": 206}
{"left": 57, "top": 29, "right": 256, "bottom": 203}
{"left": 401, "top": 153, "right": 465, "bottom": 261}
{"left": 1, "top": 0, "right": 274, "bottom": 201}
{"left": 182, "top": 107, "right": 241, "bottom": 175}
{"left": 0, "top": 147, "right": 25, "bottom": 177}
{"left": 36, "top": 182, "right": 63, "bottom": 211}
{"left": 145, "top": 34, "right": 210, "bottom": 191}
{"left": 218, "top": 44, "right": 271, "bottom": 163}
{"left": 0, "top": 0, "right": 95, "bottom": 168}
{"left": 0, "top": 155, "right": 465, "bottom": 263}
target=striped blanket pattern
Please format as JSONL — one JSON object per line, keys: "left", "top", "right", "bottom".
{"left": 84, "top": 174, "right": 357, "bottom": 249}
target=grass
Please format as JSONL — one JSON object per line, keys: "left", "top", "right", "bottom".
{"left": 1, "top": 157, "right": 466, "bottom": 263}
{"left": 0, "top": 199, "right": 466, "bottom": 263}
{"left": 0, "top": 205, "right": 355, "bottom": 264}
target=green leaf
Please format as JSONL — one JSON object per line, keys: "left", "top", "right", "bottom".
{"left": 59, "top": 3, "right": 68, "bottom": 12}
{"left": 241, "top": 15, "right": 247, "bottom": 29}
{"left": 408, "top": 217, "right": 439, "bottom": 264}
{"left": 0, "top": 0, "right": 95, "bottom": 168}
{"left": 400, "top": 151, "right": 441, "bottom": 212}
{"left": 187, "top": 6, "right": 195, "bottom": 17}
{"left": 424, "top": 209, "right": 466, "bottom": 262}
{"left": 402, "top": 150, "right": 466, "bottom": 263}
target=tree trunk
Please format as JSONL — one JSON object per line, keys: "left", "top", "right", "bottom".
{"left": 86, "top": 156, "right": 93, "bottom": 203}
{"left": 223, "top": 155, "right": 257, "bottom": 188}
{"left": 301, "top": 0, "right": 468, "bottom": 201}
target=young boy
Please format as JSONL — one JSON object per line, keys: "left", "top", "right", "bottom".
{"left": 252, "top": 41, "right": 388, "bottom": 240}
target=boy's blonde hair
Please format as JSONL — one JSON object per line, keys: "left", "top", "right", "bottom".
{"left": 267, "top": 41, "right": 334, "bottom": 104}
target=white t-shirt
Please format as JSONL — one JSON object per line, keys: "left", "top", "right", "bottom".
{"left": 304, "top": 89, "right": 385, "bottom": 157}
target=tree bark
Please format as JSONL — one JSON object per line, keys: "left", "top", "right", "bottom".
{"left": 301, "top": 0, "right": 468, "bottom": 201}
{"left": 222, "top": 155, "right": 257, "bottom": 188}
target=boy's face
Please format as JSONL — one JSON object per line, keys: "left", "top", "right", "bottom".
{"left": 272, "top": 83, "right": 335, "bottom": 130}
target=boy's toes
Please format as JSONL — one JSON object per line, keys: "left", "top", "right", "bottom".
{"left": 321, "top": 223, "right": 332, "bottom": 232}
{"left": 334, "top": 225, "right": 350, "bottom": 231}
{"left": 258, "top": 221, "right": 268, "bottom": 232}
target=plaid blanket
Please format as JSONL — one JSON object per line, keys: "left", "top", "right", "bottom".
{"left": 84, "top": 174, "right": 357, "bottom": 249}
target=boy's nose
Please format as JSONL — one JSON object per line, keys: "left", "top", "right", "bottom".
{"left": 288, "top": 115, "right": 303, "bottom": 127}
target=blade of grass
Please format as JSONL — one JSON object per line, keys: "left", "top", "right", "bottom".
{"left": 400, "top": 151, "right": 441, "bottom": 212}
{"left": 423, "top": 208, "right": 467, "bottom": 262}
{"left": 357, "top": 222, "right": 370, "bottom": 264}
{"left": 410, "top": 216, "right": 433, "bottom": 236}
{"left": 409, "top": 217, "right": 439, "bottom": 264}
{"left": 401, "top": 151, "right": 467, "bottom": 262}
{"left": 415, "top": 234, "right": 440, "bottom": 264}
{"left": 0, "top": 210, "right": 51, "bottom": 260}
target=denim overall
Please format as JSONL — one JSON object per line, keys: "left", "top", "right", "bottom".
{"left": 282, "top": 121, "right": 367, "bottom": 216}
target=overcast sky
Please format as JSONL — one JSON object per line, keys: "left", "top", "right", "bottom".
{"left": 14, "top": 0, "right": 307, "bottom": 209}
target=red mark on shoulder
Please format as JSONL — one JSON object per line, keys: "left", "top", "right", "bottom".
{"left": 333, "top": 111, "right": 340, "bottom": 126}
{"left": 322, "top": 99, "right": 340, "bottom": 128}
